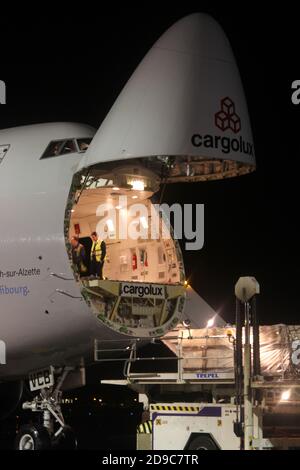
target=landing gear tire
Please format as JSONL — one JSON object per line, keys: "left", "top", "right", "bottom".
{"left": 187, "top": 435, "right": 218, "bottom": 450}
{"left": 52, "top": 425, "right": 77, "bottom": 450}
{"left": 15, "top": 424, "right": 51, "bottom": 450}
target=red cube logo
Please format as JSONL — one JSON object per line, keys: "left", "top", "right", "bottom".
{"left": 215, "top": 97, "right": 241, "bottom": 134}
{"left": 214, "top": 111, "right": 230, "bottom": 132}
{"left": 229, "top": 113, "right": 241, "bottom": 133}
{"left": 221, "top": 97, "right": 235, "bottom": 116}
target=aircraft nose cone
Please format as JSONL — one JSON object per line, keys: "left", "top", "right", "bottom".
{"left": 79, "top": 13, "right": 255, "bottom": 177}
{"left": 154, "top": 13, "right": 233, "bottom": 61}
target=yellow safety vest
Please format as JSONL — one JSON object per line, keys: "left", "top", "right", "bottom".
{"left": 91, "top": 240, "right": 103, "bottom": 262}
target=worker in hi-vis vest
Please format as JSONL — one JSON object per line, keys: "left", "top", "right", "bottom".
{"left": 90, "top": 231, "right": 106, "bottom": 279}
{"left": 70, "top": 236, "right": 88, "bottom": 277}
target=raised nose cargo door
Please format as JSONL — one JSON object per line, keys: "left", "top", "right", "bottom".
{"left": 77, "top": 13, "right": 255, "bottom": 181}
{"left": 66, "top": 14, "right": 256, "bottom": 339}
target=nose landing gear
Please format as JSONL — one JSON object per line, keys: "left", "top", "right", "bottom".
{"left": 15, "top": 366, "right": 78, "bottom": 450}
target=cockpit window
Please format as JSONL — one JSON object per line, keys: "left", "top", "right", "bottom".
{"left": 41, "top": 137, "right": 91, "bottom": 159}
{"left": 0, "top": 144, "right": 10, "bottom": 165}
{"left": 77, "top": 138, "right": 92, "bottom": 152}
{"left": 60, "top": 140, "right": 76, "bottom": 155}
{"left": 41, "top": 141, "right": 62, "bottom": 159}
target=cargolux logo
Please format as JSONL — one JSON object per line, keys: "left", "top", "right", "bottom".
{"left": 215, "top": 97, "right": 241, "bottom": 134}
{"left": 191, "top": 96, "right": 253, "bottom": 156}
{"left": 121, "top": 282, "right": 165, "bottom": 299}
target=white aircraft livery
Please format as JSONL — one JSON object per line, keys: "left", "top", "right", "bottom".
{"left": 0, "top": 13, "right": 255, "bottom": 449}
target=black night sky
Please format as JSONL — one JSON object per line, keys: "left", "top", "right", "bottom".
{"left": 1, "top": 5, "right": 300, "bottom": 325}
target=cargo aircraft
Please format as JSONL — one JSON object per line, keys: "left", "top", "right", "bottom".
{"left": 0, "top": 13, "right": 255, "bottom": 449}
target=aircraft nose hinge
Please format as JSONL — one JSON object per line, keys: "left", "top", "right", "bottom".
{"left": 50, "top": 272, "right": 74, "bottom": 281}
{"left": 48, "top": 289, "right": 83, "bottom": 303}
{"left": 55, "top": 289, "right": 83, "bottom": 300}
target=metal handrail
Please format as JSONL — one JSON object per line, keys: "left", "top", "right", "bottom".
{"left": 94, "top": 334, "right": 235, "bottom": 382}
